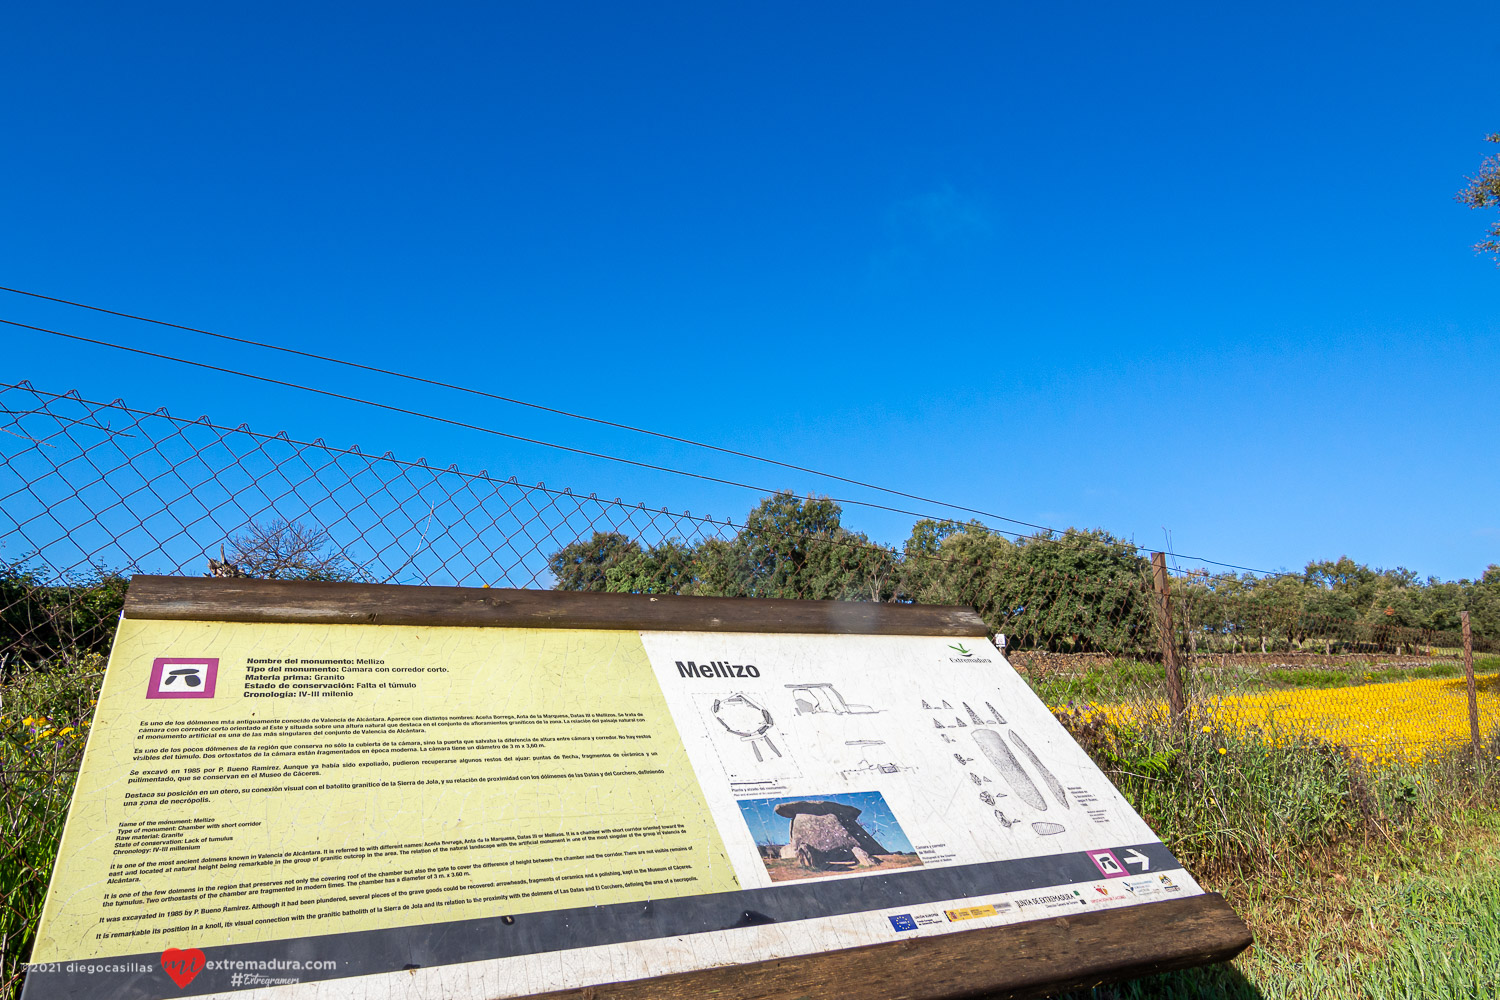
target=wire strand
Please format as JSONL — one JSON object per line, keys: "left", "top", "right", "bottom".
{"left": 3, "top": 380, "right": 1167, "bottom": 590}
{"left": 0, "top": 317, "right": 1046, "bottom": 540}
{"left": 0, "top": 314, "right": 1290, "bottom": 577}
{"left": 0, "top": 284, "right": 1052, "bottom": 531}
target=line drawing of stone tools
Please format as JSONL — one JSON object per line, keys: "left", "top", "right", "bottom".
{"left": 972, "top": 728, "right": 1046, "bottom": 810}
{"left": 963, "top": 702, "right": 985, "bottom": 725}
{"left": 985, "top": 701, "right": 1006, "bottom": 724}
{"left": 1009, "top": 730, "right": 1069, "bottom": 809}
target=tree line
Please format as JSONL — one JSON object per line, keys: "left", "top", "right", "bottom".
{"left": 3, "top": 494, "right": 1493, "bottom": 671}
{"left": 550, "top": 492, "right": 1500, "bottom": 654}
{"left": 0, "top": 519, "right": 364, "bottom": 673}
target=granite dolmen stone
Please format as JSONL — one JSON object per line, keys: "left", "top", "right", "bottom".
{"left": 773, "top": 799, "right": 889, "bottom": 870}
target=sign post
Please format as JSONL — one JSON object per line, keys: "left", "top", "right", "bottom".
{"left": 23, "top": 577, "right": 1249, "bottom": 1000}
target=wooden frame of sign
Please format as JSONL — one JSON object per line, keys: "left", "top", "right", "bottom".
{"left": 25, "top": 577, "right": 1250, "bottom": 1000}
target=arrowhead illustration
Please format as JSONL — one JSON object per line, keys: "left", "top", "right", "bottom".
{"left": 1123, "top": 849, "right": 1150, "bottom": 870}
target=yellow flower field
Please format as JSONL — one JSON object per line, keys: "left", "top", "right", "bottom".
{"left": 1205, "top": 674, "right": 1499, "bottom": 761}
{"left": 1086, "top": 674, "right": 1498, "bottom": 762}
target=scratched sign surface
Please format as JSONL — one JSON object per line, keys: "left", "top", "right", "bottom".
{"left": 25, "top": 622, "right": 1200, "bottom": 1000}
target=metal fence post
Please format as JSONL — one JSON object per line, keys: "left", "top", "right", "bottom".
{"left": 1151, "top": 552, "right": 1187, "bottom": 724}
{"left": 1463, "top": 610, "right": 1481, "bottom": 754}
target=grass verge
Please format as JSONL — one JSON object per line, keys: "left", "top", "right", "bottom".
{"left": 3, "top": 657, "right": 1497, "bottom": 1000}
{"left": 1059, "top": 815, "right": 1500, "bottom": 999}
{"left": 0, "top": 655, "right": 98, "bottom": 1000}
{"left": 1052, "top": 706, "right": 1500, "bottom": 999}
{"left": 1030, "top": 655, "right": 1500, "bottom": 705}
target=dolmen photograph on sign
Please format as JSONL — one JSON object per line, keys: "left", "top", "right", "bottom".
{"left": 737, "top": 790, "right": 923, "bottom": 883}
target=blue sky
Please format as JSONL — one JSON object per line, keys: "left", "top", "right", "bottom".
{"left": 2, "top": 2, "right": 1497, "bottom": 581}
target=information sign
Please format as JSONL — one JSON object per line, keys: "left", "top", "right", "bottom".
{"left": 23, "top": 578, "right": 1249, "bottom": 1000}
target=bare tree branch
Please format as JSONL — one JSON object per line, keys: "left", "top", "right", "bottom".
{"left": 206, "top": 520, "right": 365, "bottom": 581}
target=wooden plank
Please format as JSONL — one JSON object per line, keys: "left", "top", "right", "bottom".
{"left": 123, "top": 575, "right": 989, "bottom": 636}
{"left": 527, "top": 893, "right": 1251, "bottom": 1000}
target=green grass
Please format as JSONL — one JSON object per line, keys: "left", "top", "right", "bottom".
{"left": 1047, "top": 707, "right": 1500, "bottom": 1000}
{"left": 3, "top": 654, "right": 1498, "bottom": 1000}
{"left": 1029, "top": 654, "right": 1500, "bottom": 707}
{"left": 1266, "top": 661, "right": 1494, "bottom": 689}
{"left": 1057, "top": 818, "right": 1500, "bottom": 999}
{"left": 0, "top": 655, "right": 98, "bottom": 1000}
{"left": 1054, "top": 708, "right": 1500, "bottom": 877}
{"left": 1030, "top": 658, "right": 1169, "bottom": 703}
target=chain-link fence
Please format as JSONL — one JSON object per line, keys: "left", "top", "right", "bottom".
{"left": 0, "top": 382, "right": 745, "bottom": 591}
{"left": 1025, "top": 579, "right": 1495, "bottom": 767}
{"left": 2, "top": 379, "right": 1494, "bottom": 759}
{"left": 2, "top": 379, "right": 1497, "bottom": 997}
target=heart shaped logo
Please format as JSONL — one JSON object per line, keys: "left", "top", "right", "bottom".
{"left": 161, "top": 948, "right": 206, "bottom": 989}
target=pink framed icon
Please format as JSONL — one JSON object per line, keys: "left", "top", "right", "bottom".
{"left": 147, "top": 658, "right": 219, "bottom": 699}
{"left": 1088, "top": 849, "right": 1127, "bottom": 878}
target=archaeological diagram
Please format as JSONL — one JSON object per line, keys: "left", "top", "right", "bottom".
{"left": 838, "top": 740, "right": 913, "bottom": 781}
{"left": 712, "top": 693, "right": 783, "bottom": 762}
{"left": 786, "top": 682, "right": 880, "bottom": 716}
{"left": 1009, "top": 731, "right": 1069, "bottom": 809}
{"left": 972, "top": 728, "right": 1047, "bottom": 811}
{"left": 968, "top": 728, "right": 1084, "bottom": 837}
{"left": 636, "top": 630, "right": 1158, "bottom": 894}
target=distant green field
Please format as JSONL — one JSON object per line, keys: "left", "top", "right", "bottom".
{"left": 1030, "top": 655, "right": 1500, "bottom": 707}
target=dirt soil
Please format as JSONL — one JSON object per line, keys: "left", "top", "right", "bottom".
{"left": 761, "top": 853, "right": 924, "bottom": 883}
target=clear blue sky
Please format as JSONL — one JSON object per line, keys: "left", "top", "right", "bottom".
{"left": 2, "top": 3, "right": 1497, "bottom": 581}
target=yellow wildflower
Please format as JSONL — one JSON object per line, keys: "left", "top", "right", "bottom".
{"left": 1218, "top": 747, "right": 1227, "bottom": 755}
{"left": 1105, "top": 674, "right": 1500, "bottom": 763}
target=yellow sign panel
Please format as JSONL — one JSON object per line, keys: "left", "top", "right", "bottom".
{"left": 26, "top": 611, "right": 1215, "bottom": 1000}
{"left": 32, "top": 618, "right": 738, "bottom": 962}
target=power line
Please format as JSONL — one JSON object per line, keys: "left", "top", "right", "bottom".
{"left": 0, "top": 381, "right": 1046, "bottom": 582}
{"left": 0, "top": 316, "right": 1037, "bottom": 539}
{"left": 0, "top": 313, "right": 1289, "bottom": 578}
{"left": 0, "top": 284, "right": 1054, "bottom": 532}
